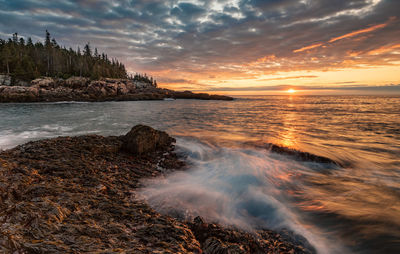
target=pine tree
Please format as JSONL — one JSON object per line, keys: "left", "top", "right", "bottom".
{"left": 83, "top": 42, "right": 91, "bottom": 57}
{"left": 0, "top": 30, "right": 151, "bottom": 82}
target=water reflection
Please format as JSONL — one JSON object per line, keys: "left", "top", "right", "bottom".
{"left": 0, "top": 96, "right": 399, "bottom": 253}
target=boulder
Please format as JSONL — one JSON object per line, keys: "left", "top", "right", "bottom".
{"left": 87, "top": 81, "right": 108, "bottom": 97}
{"left": 31, "top": 77, "right": 55, "bottom": 89}
{"left": 121, "top": 125, "right": 175, "bottom": 155}
{"left": 117, "top": 83, "right": 129, "bottom": 95}
{"left": 0, "top": 74, "right": 11, "bottom": 86}
{"left": 65, "top": 76, "right": 89, "bottom": 89}
{"left": 125, "top": 80, "right": 137, "bottom": 93}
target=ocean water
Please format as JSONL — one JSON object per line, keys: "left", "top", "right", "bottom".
{"left": 0, "top": 96, "right": 399, "bottom": 253}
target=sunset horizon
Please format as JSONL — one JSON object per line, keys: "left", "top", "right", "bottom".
{"left": 1, "top": 0, "right": 399, "bottom": 95}
{"left": 1, "top": 1, "right": 400, "bottom": 253}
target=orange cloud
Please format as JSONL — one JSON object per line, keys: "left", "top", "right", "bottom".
{"left": 328, "top": 23, "right": 389, "bottom": 43}
{"left": 293, "top": 17, "right": 396, "bottom": 54}
{"left": 247, "top": 54, "right": 276, "bottom": 66}
{"left": 293, "top": 43, "right": 323, "bottom": 53}
{"left": 259, "top": 75, "right": 318, "bottom": 81}
{"left": 367, "top": 44, "right": 400, "bottom": 55}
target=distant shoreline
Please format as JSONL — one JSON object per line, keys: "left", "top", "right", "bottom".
{"left": 0, "top": 76, "right": 233, "bottom": 103}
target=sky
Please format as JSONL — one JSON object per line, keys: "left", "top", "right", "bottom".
{"left": 1, "top": 0, "right": 400, "bottom": 95}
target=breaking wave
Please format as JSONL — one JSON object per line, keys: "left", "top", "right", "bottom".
{"left": 140, "top": 137, "right": 348, "bottom": 254}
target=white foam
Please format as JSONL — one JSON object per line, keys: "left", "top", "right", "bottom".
{"left": 140, "top": 137, "right": 349, "bottom": 254}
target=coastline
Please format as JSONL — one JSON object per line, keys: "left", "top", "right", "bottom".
{"left": 0, "top": 76, "right": 233, "bottom": 103}
{"left": 0, "top": 125, "right": 312, "bottom": 253}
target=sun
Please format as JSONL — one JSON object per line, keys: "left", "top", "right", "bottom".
{"left": 287, "top": 88, "right": 296, "bottom": 94}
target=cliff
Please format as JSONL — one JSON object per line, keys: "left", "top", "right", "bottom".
{"left": 0, "top": 76, "right": 233, "bottom": 102}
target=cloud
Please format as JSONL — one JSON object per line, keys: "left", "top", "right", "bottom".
{"left": 0, "top": 0, "right": 399, "bottom": 91}
{"left": 258, "top": 75, "right": 318, "bottom": 81}
{"left": 293, "top": 43, "right": 324, "bottom": 53}
{"left": 205, "top": 84, "right": 400, "bottom": 92}
{"left": 328, "top": 17, "right": 394, "bottom": 43}
{"left": 367, "top": 43, "right": 400, "bottom": 55}
{"left": 294, "top": 17, "right": 396, "bottom": 53}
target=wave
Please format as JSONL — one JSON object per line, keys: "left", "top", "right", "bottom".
{"left": 139, "top": 137, "right": 348, "bottom": 254}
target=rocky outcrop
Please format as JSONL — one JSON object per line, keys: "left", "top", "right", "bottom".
{"left": 0, "top": 85, "right": 39, "bottom": 102}
{"left": 189, "top": 216, "right": 313, "bottom": 254}
{"left": 0, "top": 126, "right": 312, "bottom": 253}
{"left": 0, "top": 77, "right": 233, "bottom": 102}
{"left": 121, "top": 125, "right": 175, "bottom": 155}
{"left": 173, "top": 90, "right": 233, "bottom": 100}
{"left": 265, "top": 143, "right": 342, "bottom": 166}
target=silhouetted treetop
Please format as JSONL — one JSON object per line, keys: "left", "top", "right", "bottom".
{"left": 0, "top": 31, "right": 128, "bottom": 81}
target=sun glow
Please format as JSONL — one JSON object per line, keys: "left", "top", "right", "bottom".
{"left": 287, "top": 89, "right": 296, "bottom": 93}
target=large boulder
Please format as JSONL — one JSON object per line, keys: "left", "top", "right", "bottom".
{"left": 31, "top": 77, "right": 55, "bottom": 89}
{"left": 117, "top": 82, "right": 129, "bottom": 95}
{"left": 0, "top": 86, "right": 39, "bottom": 102}
{"left": 87, "top": 81, "right": 108, "bottom": 97}
{"left": 65, "top": 76, "right": 89, "bottom": 89}
{"left": 121, "top": 125, "right": 175, "bottom": 155}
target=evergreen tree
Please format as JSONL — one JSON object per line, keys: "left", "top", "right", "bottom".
{"left": 0, "top": 30, "right": 149, "bottom": 82}
{"left": 83, "top": 42, "right": 91, "bottom": 57}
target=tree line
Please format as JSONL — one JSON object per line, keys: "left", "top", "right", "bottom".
{"left": 0, "top": 31, "right": 158, "bottom": 86}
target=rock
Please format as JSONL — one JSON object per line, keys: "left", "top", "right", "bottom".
{"left": 65, "top": 76, "right": 89, "bottom": 89}
{"left": 31, "top": 77, "right": 55, "bottom": 89}
{"left": 264, "top": 143, "right": 342, "bottom": 166}
{"left": 121, "top": 125, "right": 175, "bottom": 155}
{"left": 117, "top": 82, "right": 129, "bottom": 95}
{"left": 0, "top": 74, "right": 11, "bottom": 86}
{"left": 0, "top": 86, "right": 39, "bottom": 102}
{"left": 203, "top": 237, "right": 246, "bottom": 254}
{"left": 0, "top": 76, "right": 233, "bottom": 102}
{"left": 0, "top": 130, "right": 313, "bottom": 253}
{"left": 87, "top": 81, "right": 108, "bottom": 97}
{"left": 134, "top": 81, "right": 153, "bottom": 89}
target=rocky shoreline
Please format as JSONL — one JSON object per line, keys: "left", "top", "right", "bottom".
{"left": 0, "top": 125, "right": 313, "bottom": 253}
{"left": 0, "top": 76, "right": 233, "bottom": 103}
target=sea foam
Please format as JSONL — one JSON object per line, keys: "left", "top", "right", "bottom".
{"left": 139, "top": 137, "right": 349, "bottom": 254}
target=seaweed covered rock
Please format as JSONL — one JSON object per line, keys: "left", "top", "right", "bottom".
{"left": 0, "top": 128, "right": 313, "bottom": 253}
{"left": 121, "top": 125, "right": 175, "bottom": 155}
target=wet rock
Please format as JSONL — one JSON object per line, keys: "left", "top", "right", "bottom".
{"left": 189, "top": 216, "right": 314, "bottom": 254}
{"left": 121, "top": 125, "right": 175, "bottom": 155}
{"left": 0, "top": 127, "right": 311, "bottom": 253}
{"left": 264, "top": 143, "right": 342, "bottom": 166}
{"left": 203, "top": 237, "right": 246, "bottom": 254}
{"left": 0, "top": 129, "right": 188, "bottom": 253}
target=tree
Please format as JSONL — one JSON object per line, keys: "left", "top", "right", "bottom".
{"left": 45, "top": 30, "right": 51, "bottom": 48}
{"left": 0, "top": 30, "right": 142, "bottom": 82}
{"left": 12, "top": 33, "right": 18, "bottom": 43}
{"left": 27, "top": 37, "right": 33, "bottom": 47}
{"left": 83, "top": 42, "right": 91, "bottom": 57}
{"left": 94, "top": 48, "right": 99, "bottom": 58}
{"left": 45, "top": 30, "right": 52, "bottom": 75}
{"left": 2, "top": 46, "right": 11, "bottom": 74}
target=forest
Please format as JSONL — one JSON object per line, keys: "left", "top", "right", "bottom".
{"left": 0, "top": 31, "right": 157, "bottom": 86}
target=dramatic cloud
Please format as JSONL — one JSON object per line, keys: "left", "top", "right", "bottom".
{"left": 0, "top": 0, "right": 399, "bottom": 93}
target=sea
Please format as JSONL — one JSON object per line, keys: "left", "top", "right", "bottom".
{"left": 0, "top": 95, "right": 399, "bottom": 254}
